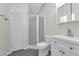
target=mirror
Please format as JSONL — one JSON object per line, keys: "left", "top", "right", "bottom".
{"left": 56, "top": 3, "right": 78, "bottom": 24}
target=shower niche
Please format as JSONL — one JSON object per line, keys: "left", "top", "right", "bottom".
{"left": 28, "top": 15, "right": 45, "bottom": 46}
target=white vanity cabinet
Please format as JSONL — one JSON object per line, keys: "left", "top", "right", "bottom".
{"left": 57, "top": 6, "right": 63, "bottom": 24}
{"left": 51, "top": 45, "right": 63, "bottom": 56}
{"left": 51, "top": 36, "right": 79, "bottom": 56}
{"left": 62, "top": 3, "right": 72, "bottom": 22}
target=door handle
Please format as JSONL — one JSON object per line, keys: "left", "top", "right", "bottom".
{"left": 62, "top": 52, "right": 65, "bottom": 54}
{"left": 70, "top": 47, "right": 73, "bottom": 50}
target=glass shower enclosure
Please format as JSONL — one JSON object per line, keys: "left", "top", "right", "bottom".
{"left": 28, "top": 15, "right": 45, "bottom": 47}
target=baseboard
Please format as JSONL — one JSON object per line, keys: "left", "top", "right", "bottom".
{"left": 24, "top": 46, "right": 29, "bottom": 49}
{"left": 5, "top": 51, "right": 12, "bottom": 56}
{"left": 28, "top": 45, "right": 38, "bottom": 49}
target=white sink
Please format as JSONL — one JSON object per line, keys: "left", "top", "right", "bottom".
{"left": 53, "top": 35, "right": 78, "bottom": 40}
{"left": 46, "top": 35, "right": 79, "bottom": 45}
{"left": 53, "top": 35, "right": 79, "bottom": 45}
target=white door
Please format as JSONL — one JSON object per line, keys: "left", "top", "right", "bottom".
{"left": 10, "top": 11, "right": 25, "bottom": 51}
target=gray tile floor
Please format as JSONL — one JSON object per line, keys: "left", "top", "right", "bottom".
{"left": 8, "top": 48, "right": 51, "bottom": 56}
{"left": 8, "top": 49, "right": 38, "bottom": 56}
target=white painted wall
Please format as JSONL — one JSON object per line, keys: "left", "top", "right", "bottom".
{"left": 0, "top": 3, "right": 29, "bottom": 55}
{"left": 39, "top": 3, "right": 79, "bottom": 38}
{"left": 0, "top": 3, "right": 10, "bottom": 56}
{"left": 29, "top": 3, "right": 43, "bottom": 15}
{"left": 39, "top": 3, "right": 58, "bottom": 36}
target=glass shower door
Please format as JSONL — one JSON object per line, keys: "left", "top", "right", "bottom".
{"left": 39, "top": 16, "right": 45, "bottom": 43}
{"left": 29, "top": 16, "right": 37, "bottom": 46}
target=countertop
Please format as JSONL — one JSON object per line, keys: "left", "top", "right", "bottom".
{"left": 46, "top": 35, "right": 79, "bottom": 46}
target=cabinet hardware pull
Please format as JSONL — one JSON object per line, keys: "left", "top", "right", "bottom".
{"left": 70, "top": 47, "right": 73, "bottom": 50}
{"left": 59, "top": 50, "right": 62, "bottom": 52}
{"left": 62, "top": 52, "right": 65, "bottom": 54}
{"left": 55, "top": 42, "right": 56, "bottom": 43}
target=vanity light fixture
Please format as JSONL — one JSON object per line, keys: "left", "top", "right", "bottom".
{"left": 63, "top": 15, "right": 67, "bottom": 22}
{"left": 60, "top": 17, "right": 63, "bottom": 23}
{"left": 60, "top": 16, "right": 67, "bottom": 23}
{"left": 72, "top": 14, "right": 75, "bottom": 21}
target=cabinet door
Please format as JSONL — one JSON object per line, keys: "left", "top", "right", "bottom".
{"left": 72, "top": 3, "right": 79, "bottom": 13}
{"left": 62, "top": 48, "right": 78, "bottom": 56}
{"left": 54, "top": 38, "right": 79, "bottom": 55}
{"left": 62, "top": 3, "right": 72, "bottom": 22}
{"left": 51, "top": 44, "right": 63, "bottom": 56}
{"left": 57, "top": 6, "right": 63, "bottom": 23}
{"left": 72, "top": 3, "right": 79, "bottom": 21}
{"left": 57, "top": 3, "right": 72, "bottom": 24}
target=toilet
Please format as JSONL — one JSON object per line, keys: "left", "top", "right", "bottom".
{"left": 37, "top": 42, "right": 49, "bottom": 56}
{"left": 28, "top": 35, "right": 51, "bottom": 56}
{"left": 37, "top": 35, "right": 51, "bottom": 56}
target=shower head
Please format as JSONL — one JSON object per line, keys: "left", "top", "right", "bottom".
{"left": 0, "top": 15, "right": 8, "bottom": 21}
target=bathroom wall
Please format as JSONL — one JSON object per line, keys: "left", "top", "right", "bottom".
{"left": 0, "top": 3, "right": 10, "bottom": 55}
{"left": 39, "top": 3, "right": 79, "bottom": 37}
{"left": 0, "top": 3, "right": 29, "bottom": 55}
{"left": 39, "top": 3, "right": 58, "bottom": 36}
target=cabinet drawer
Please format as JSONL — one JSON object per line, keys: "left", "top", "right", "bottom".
{"left": 51, "top": 39, "right": 79, "bottom": 55}
{"left": 62, "top": 48, "right": 78, "bottom": 56}
{"left": 51, "top": 44, "right": 77, "bottom": 56}
{"left": 51, "top": 45, "right": 63, "bottom": 56}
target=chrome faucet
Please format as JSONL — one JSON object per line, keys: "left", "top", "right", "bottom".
{"left": 66, "top": 28, "right": 73, "bottom": 37}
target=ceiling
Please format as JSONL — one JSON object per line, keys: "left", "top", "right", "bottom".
{"left": 29, "top": 3, "right": 44, "bottom": 15}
